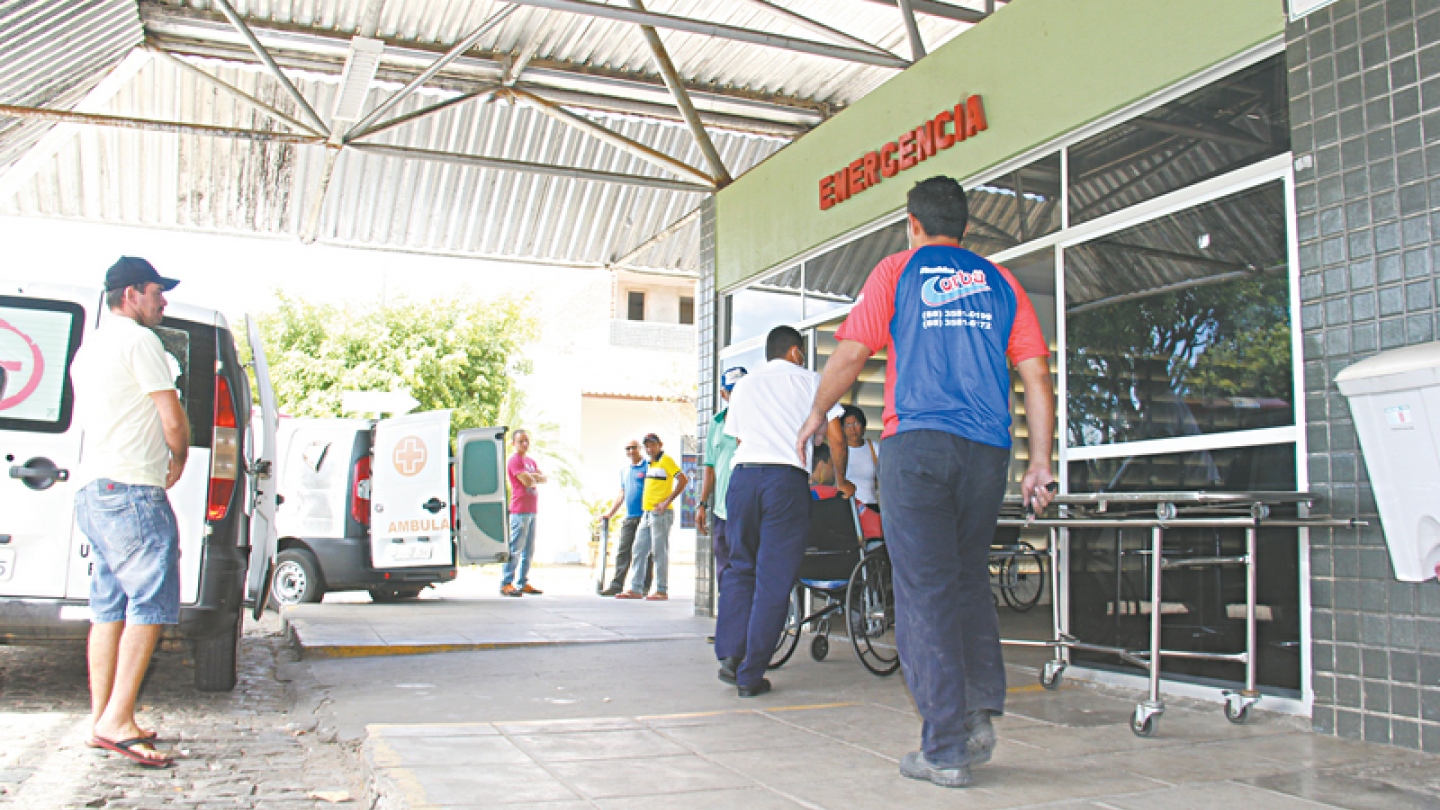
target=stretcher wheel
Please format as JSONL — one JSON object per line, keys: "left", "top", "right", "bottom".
{"left": 1040, "top": 665, "right": 1063, "bottom": 690}
{"left": 1224, "top": 701, "right": 1251, "bottom": 724}
{"left": 1130, "top": 714, "right": 1158, "bottom": 738}
{"left": 768, "top": 584, "right": 803, "bottom": 670}
{"left": 811, "top": 635, "right": 829, "bottom": 661}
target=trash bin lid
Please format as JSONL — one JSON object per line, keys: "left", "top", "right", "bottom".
{"left": 1335, "top": 340, "right": 1440, "bottom": 396}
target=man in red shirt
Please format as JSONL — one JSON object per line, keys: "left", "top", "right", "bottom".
{"left": 502, "top": 429, "right": 547, "bottom": 597}
{"left": 798, "top": 177, "right": 1056, "bottom": 788}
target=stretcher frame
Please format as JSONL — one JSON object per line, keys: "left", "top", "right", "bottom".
{"left": 994, "top": 490, "right": 1361, "bottom": 737}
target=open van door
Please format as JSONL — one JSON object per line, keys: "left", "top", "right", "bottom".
{"left": 455, "top": 426, "right": 509, "bottom": 564}
{"left": 244, "top": 316, "right": 278, "bottom": 620}
{"left": 370, "top": 410, "right": 453, "bottom": 568}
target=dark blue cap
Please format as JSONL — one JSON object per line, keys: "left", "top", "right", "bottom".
{"left": 104, "top": 256, "right": 178, "bottom": 292}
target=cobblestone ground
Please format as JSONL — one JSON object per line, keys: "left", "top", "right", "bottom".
{"left": 0, "top": 615, "right": 366, "bottom": 809}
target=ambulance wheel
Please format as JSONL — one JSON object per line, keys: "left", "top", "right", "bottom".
{"left": 193, "top": 609, "right": 242, "bottom": 692}
{"left": 369, "top": 587, "right": 423, "bottom": 602}
{"left": 272, "top": 549, "right": 324, "bottom": 606}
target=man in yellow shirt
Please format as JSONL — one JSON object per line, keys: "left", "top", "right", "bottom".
{"left": 616, "top": 433, "right": 688, "bottom": 601}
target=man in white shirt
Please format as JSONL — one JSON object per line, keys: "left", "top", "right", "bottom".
{"left": 716, "top": 326, "right": 846, "bottom": 697}
{"left": 70, "top": 257, "right": 189, "bottom": 769}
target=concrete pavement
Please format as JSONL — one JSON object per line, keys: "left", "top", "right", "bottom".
{"left": 278, "top": 565, "right": 1440, "bottom": 809}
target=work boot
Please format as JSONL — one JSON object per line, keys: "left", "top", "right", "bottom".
{"left": 899, "top": 751, "right": 972, "bottom": 788}
{"left": 736, "top": 678, "right": 771, "bottom": 698}
{"left": 966, "top": 710, "right": 996, "bottom": 766}
{"left": 599, "top": 586, "right": 621, "bottom": 596}
{"left": 717, "top": 656, "right": 741, "bottom": 685}
{"left": 521, "top": 584, "right": 544, "bottom": 595}
{"left": 501, "top": 584, "right": 522, "bottom": 597}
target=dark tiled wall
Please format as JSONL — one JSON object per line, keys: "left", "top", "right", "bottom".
{"left": 695, "top": 198, "right": 717, "bottom": 617}
{"left": 1288, "top": 0, "right": 1440, "bottom": 753}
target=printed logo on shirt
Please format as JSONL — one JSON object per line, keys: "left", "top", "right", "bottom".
{"left": 920, "top": 268, "right": 990, "bottom": 307}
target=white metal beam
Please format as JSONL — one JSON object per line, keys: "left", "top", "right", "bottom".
{"left": 347, "top": 142, "right": 713, "bottom": 193}
{"left": 502, "top": 0, "right": 910, "bottom": 68}
{"left": 209, "top": 0, "right": 330, "bottom": 135}
{"left": 859, "top": 0, "right": 988, "bottom": 24}
{"left": 343, "top": 5, "right": 519, "bottom": 141}
{"left": 626, "top": 0, "right": 730, "bottom": 185}
{"left": 152, "top": 49, "right": 323, "bottom": 136}
{"left": 895, "top": 0, "right": 927, "bottom": 59}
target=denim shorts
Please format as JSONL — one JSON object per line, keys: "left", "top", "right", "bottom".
{"left": 74, "top": 480, "right": 181, "bottom": 625}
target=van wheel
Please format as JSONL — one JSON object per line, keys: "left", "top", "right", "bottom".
{"left": 369, "top": 587, "right": 423, "bottom": 602}
{"left": 271, "top": 549, "right": 324, "bottom": 605}
{"left": 194, "top": 610, "right": 242, "bottom": 692}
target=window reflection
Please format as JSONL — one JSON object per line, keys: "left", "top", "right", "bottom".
{"left": 803, "top": 220, "right": 907, "bottom": 321}
{"left": 1065, "top": 181, "right": 1292, "bottom": 448}
{"left": 1068, "top": 443, "right": 1297, "bottom": 493}
{"left": 964, "top": 153, "right": 1062, "bottom": 256}
{"left": 724, "top": 266, "right": 802, "bottom": 346}
{"left": 1067, "top": 56, "right": 1288, "bottom": 226}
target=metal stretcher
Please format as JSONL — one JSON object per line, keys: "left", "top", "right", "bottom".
{"left": 995, "top": 490, "right": 1361, "bottom": 738}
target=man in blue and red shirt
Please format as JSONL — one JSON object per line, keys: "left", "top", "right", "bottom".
{"left": 798, "top": 177, "right": 1057, "bottom": 789}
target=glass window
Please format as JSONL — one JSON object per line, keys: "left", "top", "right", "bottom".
{"left": 679, "top": 296, "right": 694, "bottom": 325}
{"left": 1065, "top": 181, "right": 1292, "bottom": 448}
{"left": 0, "top": 297, "right": 84, "bottom": 433}
{"left": 803, "top": 220, "right": 908, "bottom": 321}
{"left": 964, "top": 153, "right": 1062, "bottom": 256}
{"left": 724, "top": 265, "right": 802, "bottom": 346}
{"left": 1067, "top": 56, "right": 1288, "bottom": 226}
{"left": 1068, "top": 443, "right": 1297, "bottom": 494}
{"left": 627, "top": 291, "right": 645, "bottom": 321}
{"left": 814, "top": 319, "right": 886, "bottom": 443}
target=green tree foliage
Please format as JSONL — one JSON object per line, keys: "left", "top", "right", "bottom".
{"left": 249, "top": 292, "right": 535, "bottom": 437}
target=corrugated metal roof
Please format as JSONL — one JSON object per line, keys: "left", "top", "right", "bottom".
{"left": 0, "top": 0, "right": 1000, "bottom": 271}
{"left": 0, "top": 0, "right": 143, "bottom": 170}
{"left": 1, "top": 55, "right": 782, "bottom": 268}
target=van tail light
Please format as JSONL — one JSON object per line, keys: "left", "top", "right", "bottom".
{"left": 351, "top": 455, "right": 372, "bottom": 527}
{"left": 207, "top": 376, "right": 239, "bottom": 521}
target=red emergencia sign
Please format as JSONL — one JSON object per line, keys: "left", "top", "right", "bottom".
{"left": 818, "top": 94, "right": 988, "bottom": 212}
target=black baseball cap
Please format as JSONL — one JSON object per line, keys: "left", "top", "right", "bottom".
{"left": 104, "top": 257, "right": 179, "bottom": 292}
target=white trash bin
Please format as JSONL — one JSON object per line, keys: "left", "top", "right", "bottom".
{"left": 1335, "top": 341, "right": 1440, "bottom": 582}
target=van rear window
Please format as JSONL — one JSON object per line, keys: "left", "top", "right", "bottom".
{"left": 0, "top": 297, "right": 84, "bottom": 433}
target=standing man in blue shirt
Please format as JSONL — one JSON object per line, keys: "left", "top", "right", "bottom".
{"left": 697, "top": 367, "right": 747, "bottom": 587}
{"left": 599, "top": 439, "right": 652, "bottom": 597}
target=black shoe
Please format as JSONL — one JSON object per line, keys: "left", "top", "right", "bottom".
{"left": 737, "top": 678, "right": 771, "bottom": 698}
{"left": 599, "top": 586, "right": 621, "bottom": 596}
{"left": 717, "top": 656, "right": 740, "bottom": 685}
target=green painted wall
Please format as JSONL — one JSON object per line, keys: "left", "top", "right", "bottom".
{"left": 715, "top": 0, "right": 1284, "bottom": 291}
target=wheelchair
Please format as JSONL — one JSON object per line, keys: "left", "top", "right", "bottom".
{"left": 768, "top": 497, "right": 899, "bottom": 676}
{"left": 989, "top": 526, "right": 1046, "bottom": 612}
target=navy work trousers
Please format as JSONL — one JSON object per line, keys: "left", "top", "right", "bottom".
{"left": 715, "top": 464, "right": 810, "bottom": 688}
{"left": 879, "top": 429, "right": 1010, "bottom": 768}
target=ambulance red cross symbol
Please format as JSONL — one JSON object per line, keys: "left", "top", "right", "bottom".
{"left": 0, "top": 318, "right": 45, "bottom": 411}
{"left": 393, "top": 436, "right": 427, "bottom": 477}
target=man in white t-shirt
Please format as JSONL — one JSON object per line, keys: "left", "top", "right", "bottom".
{"left": 715, "top": 326, "right": 846, "bottom": 697}
{"left": 70, "top": 257, "right": 189, "bottom": 769}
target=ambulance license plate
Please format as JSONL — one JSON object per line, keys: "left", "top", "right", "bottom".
{"left": 392, "top": 543, "right": 433, "bottom": 561}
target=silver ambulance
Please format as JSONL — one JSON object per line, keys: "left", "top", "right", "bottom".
{"left": 0, "top": 280, "right": 279, "bottom": 691}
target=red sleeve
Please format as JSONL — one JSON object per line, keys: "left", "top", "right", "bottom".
{"left": 997, "top": 265, "right": 1050, "bottom": 365}
{"left": 835, "top": 250, "right": 914, "bottom": 352}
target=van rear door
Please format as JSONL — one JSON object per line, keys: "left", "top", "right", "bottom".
{"left": 0, "top": 294, "right": 85, "bottom": 597}
{"left": 244, "top": 316, "right": 278, "bottom": 618}
{"left": 455, "top": 426, "right": 509, "bottom": 564}
{"left": 369, "top": 410, "right": 453, "bottom": 568}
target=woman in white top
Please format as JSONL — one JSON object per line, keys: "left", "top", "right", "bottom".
{"left": 841, "top": 405, "right": 880, "bottom": 510}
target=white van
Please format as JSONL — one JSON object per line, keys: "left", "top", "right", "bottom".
{"left": 269, "top": 412, "right": 511, "bottom": 604}
{"left": 0, "top": 281, "right": 278, "bottom": 691}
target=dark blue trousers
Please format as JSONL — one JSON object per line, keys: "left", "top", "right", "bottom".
{"left": 715, "top": 465, "right": 811, "bottom": 688}
{"left": 879, "top": 430, "right": 1010, "bottom": 768}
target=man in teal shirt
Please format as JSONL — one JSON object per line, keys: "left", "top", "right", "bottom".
{"left": 697, "top": 367, "right": 747, "bottom": 582}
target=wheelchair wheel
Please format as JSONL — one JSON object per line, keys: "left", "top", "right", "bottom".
{"left": 769, "top": 584, "right": 803, "bottom": 669}
{"left": 1000, "top": 544, "right": 1045, "bottom": 612}
{"left": 846, "top": 552, "right": 899, "bottom": 676}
